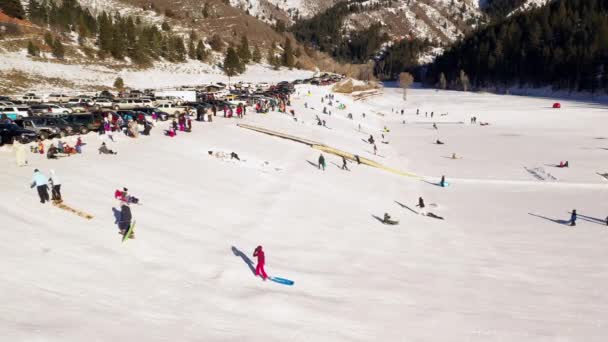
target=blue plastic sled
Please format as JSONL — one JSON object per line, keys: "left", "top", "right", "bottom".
{"left": 269, "top": 277, "right": 294, "bottom": 286}
{"left": 439, "top": 181, "right": 450, "bottom": 187}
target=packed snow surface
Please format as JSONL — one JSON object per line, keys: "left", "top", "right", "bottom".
{"left": 1, "top": 85, "right": 608, "bottom": 341}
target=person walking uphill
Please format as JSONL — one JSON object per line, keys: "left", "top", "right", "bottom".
{"left": 31, "top": 169, "right": 50, "bottom": 204}
{"left": 318, "top": 154, "right": 326, "bottom": 171}
{"left": 49, "top": 169, "right": 62, "bottom": 202}
{"left": 253, "top": 245, "right": 268, "bottom": 280}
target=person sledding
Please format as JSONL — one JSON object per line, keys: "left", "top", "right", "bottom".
{"left": 253, "top": 245, "right": 268, "bottom": 280}
{"left": 416, "top": 197, "right": 425, "bottom": 209}
{"left": 382, "top": 213, "right": 398, "bottom": 225}
{"left": 368, "top": 135, "right": 375, "bottom": 145}
{"left": 98, "top": 142, "right": 117, "bottom": 155}
{"left": 558, "top": 161, "right": 569, "bottom": 168}
{"left": 119, "top": 203, "right": 134, "bottom": 239}
{"left": 115, "top": 187, "right": 139, "bottom": 204}
{"left": 440, "top": 175, "right": 447, "bottom": 187}
{"left": 436, "top": 139, "right": 444, "bottom": 145}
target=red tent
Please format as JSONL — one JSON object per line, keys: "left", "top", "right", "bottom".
{"left": 553, "top": 103, "right": 561, "bottom": 109}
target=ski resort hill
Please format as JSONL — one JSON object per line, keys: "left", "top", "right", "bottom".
{"left": 1, "top": 84, "right": 608, "bottom": 341}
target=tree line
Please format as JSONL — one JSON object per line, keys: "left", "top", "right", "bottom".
{"left": 290, "top": 0, "right": 389, "bottom": 64}
{"left": 425, "top": 0, "right": 608, "bottom": 93}
{"left": 18, "top": 0, "right": 210, "bottom": 65}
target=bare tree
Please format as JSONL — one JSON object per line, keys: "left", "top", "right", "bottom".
{"left": 438, "top": 72, "right": 447, "bottom": 90}
{"left": 399, "top": 72, "right": 414, "bottom": 100}
{"left": 459, "top": 69, "right": 470, "bottom": 92}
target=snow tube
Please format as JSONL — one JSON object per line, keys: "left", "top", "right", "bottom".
{"left": 269, "top": 277, "right": 294, "bottom": 286}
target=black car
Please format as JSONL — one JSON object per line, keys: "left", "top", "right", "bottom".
{"left": 0, "top": 123, "right": 37, "bottom": 145}
{"left": 63, "top": 114, "right": 102, "bottom": 134}
{"left": 41, "top": 117, "right": 75, "bottom": 136}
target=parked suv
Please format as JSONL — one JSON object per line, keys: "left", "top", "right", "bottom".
{"left": 30, "top": 104, "right": 73, "bottom": 116}
{"left": 14, "top": 117, "right": 63, "bottom": 140}
{"left": 0, "top": 123, "right": 37, "bottom": 145}
{"left": 63, "top": 114, "right": 102, "bottom": 134}
{"left": 47, "top": 94, "right": 71, "bottom": 103}
{"left": 0, "top": 106, "right": 31, "bottom": 120}
{"left": 113, "top": 98, "right": 151, "bottom": 110}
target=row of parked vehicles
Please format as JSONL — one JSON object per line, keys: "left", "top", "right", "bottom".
{"left": 0, "top": 77, "right": 317, "bottom": 145}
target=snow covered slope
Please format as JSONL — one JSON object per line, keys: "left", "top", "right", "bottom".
{"left": 2, "top": 83, "right": 608, "bottom": 341}
{"left": 0, "top": 51, "right": 313, "bottom": 93}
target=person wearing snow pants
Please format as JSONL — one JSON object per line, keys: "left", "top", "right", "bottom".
{"left": 253, "top": 246, "right": 268, "bottom": 280}
{"left": 31, "top": 169, "right": 49, "bottom": 203}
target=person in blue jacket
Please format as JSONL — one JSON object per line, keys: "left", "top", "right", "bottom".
{"left": 30, "top": 169, "right": 49, "bottom": 203}
{"left": 570, "top": 210, "right": 577, "bottom": 227}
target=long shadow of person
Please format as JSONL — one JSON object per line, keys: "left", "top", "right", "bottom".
{"left": 528, "top": 213, "right": 569, "bottom": 225}
{"left": 306, "top": 160, "right": 319, "bottom": 168}
{"left": 112, "top": 207, "right": 121, "bottom": 226}
{"left": 232, "top": 246, "right": 255, "bottom": 276}
{"left": 112, "top": 207, "right": 122, "bottom": 234}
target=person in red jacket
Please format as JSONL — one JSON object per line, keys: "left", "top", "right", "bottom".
{"left": 253, "top": 245, "right": 268, "bottom": 280}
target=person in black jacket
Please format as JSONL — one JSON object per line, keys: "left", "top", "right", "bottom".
{"left": 119, "top": 204, "right": 133, "bottom": 237}
{"left": 416, "top": 197, "right": 425, "bottom": 209}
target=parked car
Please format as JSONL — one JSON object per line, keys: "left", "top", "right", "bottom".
{"left": 63, "top": 114, "right": 102, "bottom": 134}
{"left": 0, "top": 106, "right": 31, "bottom": 120}
{"left": 132, "top": 107, "right": 169, "bottom": 121}
{"left": 29, "top": 104, "right": 73, "bottom": 116}
{"left": 21, "top": 95, "right": 43, "bottom": 103}
{"left": 14, "top": 117, "right": 63, "bottom": 140}
{"left": 93, "top": 97, "right": 113, "bottom": 108}
{"left": 98, "top": 90, "right": 115, "bottom": 99}
{"left": 154, "top": 103, "right": 191, "bottom": 117}
{"left": 64, "top": 102, "right": 88, "bottom": 113}
{"left": 113, "top": 98, "right": 151, "bottom": 110}
{"left": 47, "top": 93, "right": 71, "bottom": 103}
{"left": 0, "top": 123, "right": 37, "bottom": 145}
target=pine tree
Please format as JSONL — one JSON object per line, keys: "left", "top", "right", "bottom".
{"left": 223, "top": 47, "right": 242, "bottom": 80}
{"left": 195, "top": 39, "right": 207, "bottom": 61}
{"left": 237, "top": 35, "right": 251, "bottom": 64}
{"left": 0, "top": 0, "right": 26, "bottom": 19}
{"left": 27, "top": 41, "right": 39, "bottom": 57}
{"left": 252, "top": 45, "right": 261, "bottom": 63}
{"left": 281, "top": 37, "right": 295, "bottom": 69}
{"left": 188, "top": 38, "right": 196, "bottom": 59}
{"left": 44, "top": 32, "right": 54, "bottom": 47}
{"left": 52, "top": 38, "right": 65, "bottom": 59}
{"left": 113, "top": 77, "right": 125, "bottom": 90}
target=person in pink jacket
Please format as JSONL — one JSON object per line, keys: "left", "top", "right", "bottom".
{"left": 253, "top": 245, "right": 268, "bottom": 280}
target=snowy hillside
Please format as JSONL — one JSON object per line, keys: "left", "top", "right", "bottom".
{"left": 2, "top": 82, "right": 608, "bottom": 341}
{"left": 0, "top": 51, "right": 313, "bottom": 94}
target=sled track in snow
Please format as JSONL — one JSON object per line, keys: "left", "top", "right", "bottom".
{"left": 237, "top": 124, "right": 420, "bottom": 178}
